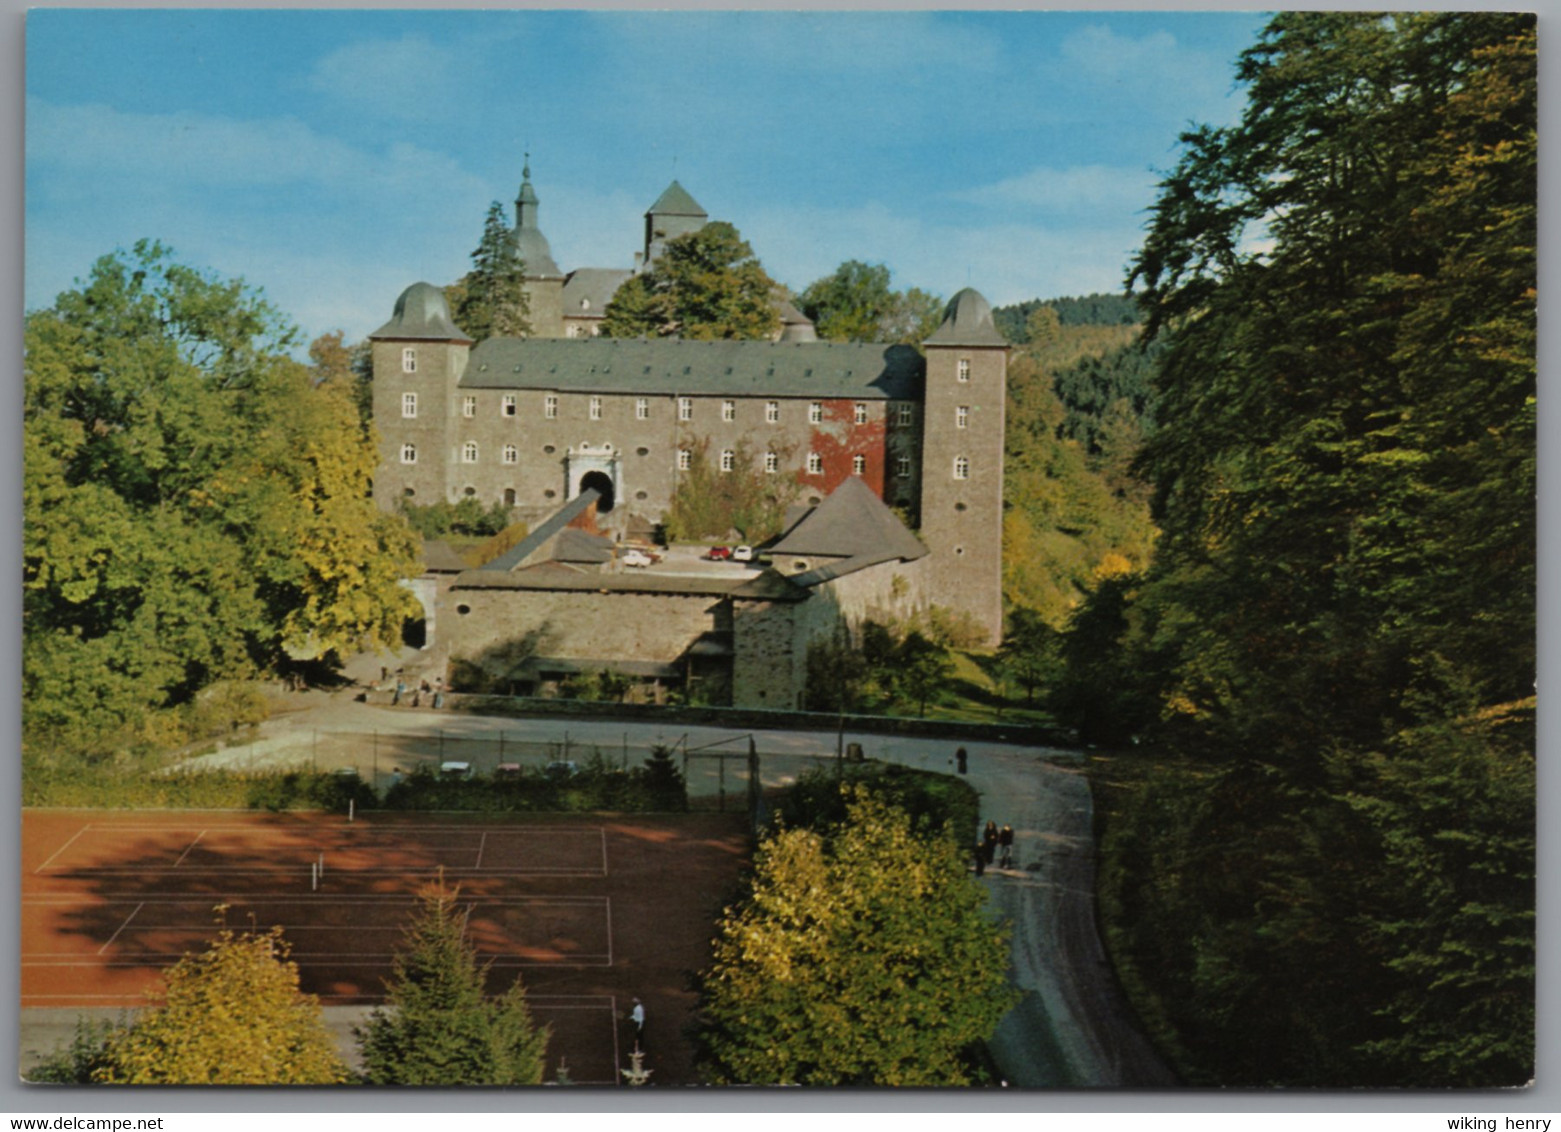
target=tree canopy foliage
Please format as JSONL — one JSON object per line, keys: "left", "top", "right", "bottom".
{"left": 23, "top": 242, "right": 420, "bottom": 758}
{"left": 796, "top": 260, "right": 943, "bottom": 345}
{"left": 699, "top": 788, "right": 1015, "bottom": 1085}
{"left": 454, "top": 201, "right": 531, "bottom": 343}
{"left": 992, "top": 292, "right": 1140, "bottom": 341}
{"left": 1068, "top": 12, "right": 1535, "bottom": 1086}
{"left": 602, "top": 222, "right": 780, "bottom": 340}
{"left": 357, "top": 879, "right": 550, "bottom": 1085}
{"left": 95, "top": 921, "right": 349, "bottom": 1084}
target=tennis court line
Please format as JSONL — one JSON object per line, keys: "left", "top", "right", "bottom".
{"left": 97, "top": 902, "right": 144, "bottom": 955}
{"left": 170, "top": 830, "right": 206, "bottom": 868}
{"left": 34, "top": 823, "right": 93, "bottom": 874}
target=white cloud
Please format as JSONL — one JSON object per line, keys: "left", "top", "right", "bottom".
{"left": 953, "top": 165, "right": 1161, "bottom": 218}
{"left": 304, "top": 34, "right": 463, "bottom": 122}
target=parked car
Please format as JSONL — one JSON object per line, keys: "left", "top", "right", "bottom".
{"left": 495, "top": 762, "right": 523, "bottom": 779}
{"left": 706, "top": 546, "right": 732, "bottom": 561}
{"left": 439, "top": 760, "right": 473, "bottom": 779}
{"left": 622, "top": 548, "right": 653, "bottom": 568}
{"left": 732, "top": 545, "right": 755, "bottom": 562}
{"left": 545, "top": 760, "right": 579, "bottom": 781}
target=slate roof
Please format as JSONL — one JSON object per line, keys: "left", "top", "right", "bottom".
{"left": 482, "top": 489, "right": 601, "bottom": 572}
{"left": 370, "top": 282, "right": 470, "bottom": 341}
{"left": 924, "top": 288, "right": 1009, "bottom": 349}
{"left": 648, "top": 180, "right": 707, "bottom": 218}
{"left": 562, "top": 268, "right": 634, "bottom": 317}
{"left": 452, "top": 567, "right": 803, "bottom": 601}
{"left": 461, "top": 338, "right": 924, "bottom": 401}
{"left": 769, "top": 476, "right": 927, "bottom": 562}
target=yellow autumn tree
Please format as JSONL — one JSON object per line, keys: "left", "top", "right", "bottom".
{"left": 94, "top": 921, "right": 348, "bottom": 1085}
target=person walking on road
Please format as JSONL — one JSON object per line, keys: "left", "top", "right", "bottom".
{"left": 998, "top": 823, "right": 1015, "bottom": 869}
{"left": 982, "top": 821, "right": 999, "bottom": 865}
{"left": 956, "top": 747, "right": 968, "bottom": 775}
{"left": 630, "top": 997, "right": 646, "bottom": 1051}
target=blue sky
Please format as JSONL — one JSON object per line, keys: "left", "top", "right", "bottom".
{"left": 26, "top": 10, "right": 1269, "bottom": 347}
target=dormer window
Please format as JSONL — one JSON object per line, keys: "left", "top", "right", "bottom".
{"left": 402, "top": 348, "right": 417, "bottom": 374}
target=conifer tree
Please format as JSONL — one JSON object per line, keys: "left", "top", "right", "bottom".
{"left": 357, "top": 879, "right": 549, "bottom": 1085}
{"left": 456, "top": 201, "right": 531, "bottom": 343}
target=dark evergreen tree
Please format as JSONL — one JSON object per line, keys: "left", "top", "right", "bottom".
{"left": 455, "top": 201, "right": 531, "bottom": 343}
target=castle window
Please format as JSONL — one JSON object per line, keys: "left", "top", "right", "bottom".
{"left": 679, "top": 397, "right": 692, "bottom": 421}
{"left": 953, "top": 455, "right": 970, "bottom": 480}
{"left": 956, "top": 405, "right": 969, "bottom": 429}
{"left": 720, "top": 450, "right": 735, "bottom": 472}
{"left": 463, "top": 396, "right": 476, "bottom": 418}
{"left": 402, "top": 348, "right": 417, "bottom": 374}
{"left": 400, "top": 443, "right": 417, "bottom": 465}
{"left": 808, "top": 402, "right": 822, "bottom": 424}
{"left": 502, "top": 394, "right": 517, "bottom": 417}
{"left": 504, "top": 488, "right": 516, "bottom": 506}
{"left": 502, "top": 444, "right": 518, "bottom": 465}
{"left": 545, "top": 395, "right": 558, "bottom": 419}
{"left": 854, "top": 402, "right": 868, "bottom": 425}
{"left": 402, "top": 392, "right": 417, "bottom": 418}
{"left": 463, "top": 442, "right": 479, "bottom": 464}
{"left": 636, "top": 398, "right": 649, "bottom": 420}
{"left": 590, "top": 396, "right": 602, "bottom": 421}
{"left": 678, "top": 449, "right": 692, "bottom": 471}
{"left": 807, "top": 452, "right": 822, "bottom": 475}
{"left": 898, "top": 403, "right": 914, "bottom": 426}
{"left": 766, "top": 401, "right": 779, "bottom": 423}
{"left": 896, "top": 455, "right": 912, "bottom": 479}
{"left": 852, "top": 454, "right": 866, "bottom": 475}
{"left": 764, "top": 451, "right": 778, "bottom": 474}
{"left": 722, "top": 400, "right": 735, "bottom": 422}
{"left": 957, "top": 358, "right": 971, "bottom": 382}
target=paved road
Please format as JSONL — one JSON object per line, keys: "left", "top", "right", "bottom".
{"left": 180, "top": 692, "right": 1177, "bottom": 1087}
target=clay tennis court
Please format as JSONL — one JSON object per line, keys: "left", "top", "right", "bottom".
{"left": 22, "top": 808, "right": 750, "bottom": 1084}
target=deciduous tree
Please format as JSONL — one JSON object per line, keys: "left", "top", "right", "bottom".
{"left": 602, "top": 222, "right": 779, "bottom": 340}
{"left": 700, "top": 789, "right": 1014, "bottom": 1085}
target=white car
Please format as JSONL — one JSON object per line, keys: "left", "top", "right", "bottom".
{"left": 622, "top": 548, "right": 653, "bottom": 568}
{"left": 732, "top": 545, "right": 756, "bottom": 562}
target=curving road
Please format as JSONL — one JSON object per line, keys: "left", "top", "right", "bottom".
{"left": 184, "top": 693, "right": 1176, "bottom": 1087}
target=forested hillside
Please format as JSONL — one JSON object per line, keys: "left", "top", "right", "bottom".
{"left": 1054, "top": 12, "right": 1535, "bottom": 1087}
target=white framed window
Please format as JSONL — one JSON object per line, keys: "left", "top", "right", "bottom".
{"left": 502, "top": 444, "right": 518, "bottom": 465}
{"left": 852, "top": 454, "right": 866, "bottom": 475}
{"left": 764, "top": 451, "right": 778, "bottom": 474}
{"left": 502, "top": 394, "right": 516, "bottom": 417}
{"left": 896, "top": 455, "right": 912, "bottom": 479}
{"left": 400, "top": 443, "right": 417, "bottom": 465}
{"left": 463, "top": 441, "right": 479, "bottom": 464}
{"left": 808, "top": 402, "right": 822, "bottom": 424}
{"left": 679, "top": 397, "right": 692, "bottom": 421}
{"left": 636, "top": 398, "right": 649, "bottom": 420}
{"left": 402, "top": 347, "right": 417, "bottom": 374}
{"left": 854, "top": 402, "right": 868, "bottom": 424}
{"left": 544, "top": 395, "right": 558, "bottom": 419}
{"left": 463, "top": 396, "right": 476, "bottom": 418}
{"left": 897, "top": 403, "right": 913, "bottom": 426}
{"left": 807, "top": 452, "right": 822, "bottom": 475}
{"left": 766, "top": 401, "right": 779, "bottom": 423}
{"left": 677, "top": 449, "right": 692, "bottom": 471}
{"left": 720, "top": 449, "right": 735, "bottom": 472}
{"left": 590, "top": 396, "right": 602, "bottom": 421}
{"left": 953, "top": 455, "right": 969, "bottom": 480}
{"left": 956, "top": 405, "right": 970, "bottom": 429}
{"left": 957, "top": 358, "right": 971, "bottom": 382}
{"left": 722, "top": 400, "right": 735, "bottom": 422}
{"left": 401, "top": 392, "right": 417, "bottom": 418}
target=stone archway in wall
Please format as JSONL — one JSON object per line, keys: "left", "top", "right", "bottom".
{"left": 400, "top": 578, "right": 437, "bottom": 650}
{"left": 579, "top": 470, "right": 615, "bottom": 513}
{"left": 565, "top": 444, "right": 622, "bottom": 519}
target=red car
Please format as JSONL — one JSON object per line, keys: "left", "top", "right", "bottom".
{"left": 706, "top": 546, "right": 732, "bottom": 561}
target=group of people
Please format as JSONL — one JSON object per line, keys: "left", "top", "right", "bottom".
{"left": 973, "top": 819, "right": 1015, "bottom": 877}
{"left": 387, "top": 669, "right": 445, "bottom": 710}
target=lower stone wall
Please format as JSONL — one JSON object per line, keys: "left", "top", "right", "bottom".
{"left": 443, "top": 586, "right": 724, "bottom": 668}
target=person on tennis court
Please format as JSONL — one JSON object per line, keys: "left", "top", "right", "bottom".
{"left": 630, "top": 997, "right": 646, "bottom": 1051}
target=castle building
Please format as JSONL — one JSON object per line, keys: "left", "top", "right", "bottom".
{"left": 369, "top": 171, "right": 1009, "bottom": 704}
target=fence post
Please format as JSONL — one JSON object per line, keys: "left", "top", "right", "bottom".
{"left": 719, "top": 755, "right": 726, "bottom": 813}
{"left": 499, "top": 731, "right": 505, "bottom": 762}
{"left": 747, "top": 736, "right": 760, "bottom": 830}
{"left": 623, "top": 732, "right": 629, "bottom": 771}
{"left": 564, "top": 730, "right": 571, "bottom": 762}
